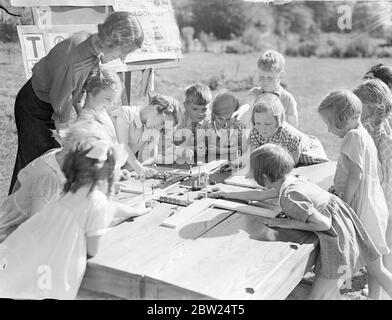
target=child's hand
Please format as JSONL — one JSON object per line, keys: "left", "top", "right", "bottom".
{"left": 328, "top": 185, "right": 336, "bottom": 194}
{"left": 209, "top": 190, "right": 228, "bottom": 199}
{"left": 264, "top": 218, "right": 294, "bottom": 229}
{"left": 140, "top": 166, "right": 158, "bottom": 179}
{"left": 120, "top": 169, "right": 133, "bottom": 181}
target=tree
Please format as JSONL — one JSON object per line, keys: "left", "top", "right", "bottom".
{"left": 191, "top": 0, "right": 247, "bottom": 39}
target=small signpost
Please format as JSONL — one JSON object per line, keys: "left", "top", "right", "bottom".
{"left": 11, "top": 0, "right": 182, "bottom": 104}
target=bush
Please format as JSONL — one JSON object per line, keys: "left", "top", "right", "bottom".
{"left": 207, "top": 73, "right": 226, "bottom": 91}
{"left": 343, "top": 36, "right": 376, "bottom": 58}
{"left": 284, "top": 45, "right": 299, "bottom": 57}
{"left": 288, "top": 5, "right": 315, "bottom": 36}
{"left": 377, "top": 47, "right": 392, "bottom": 58}
{"left": 241, "top": 27, "right": 262, "bottom": 49}
{"left": 297, "top": 41, "right": 317, "bottom": 57}
{"left": 0, "top": 21, "right": 18, "bottom": 42}
{"left": 191, "top": 0, "right": 248, "bottom": 40}
{"left": 181, "top": 26, "right": 195, "bottom": 53}
{"left": 224, "top": 41, "right": 253, "bottom": 54}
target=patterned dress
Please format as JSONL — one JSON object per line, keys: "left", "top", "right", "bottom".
{"left": 249, "top": 122, "right": 328, "bottom": 165}
{"left": 279, "top": 176, "right": 380, "bottom": 279}
{"left": 363, "top": 119, "right": 392, "bottom": 249}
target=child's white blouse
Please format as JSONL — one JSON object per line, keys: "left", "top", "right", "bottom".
{"left": 0, "top": 188, "right": 112, "bottom": 299}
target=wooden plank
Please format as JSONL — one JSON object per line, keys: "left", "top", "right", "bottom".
{"left": 83, "top": 203, "right": 235, "bottom": 298}
{"left": 144, "top": 277, "right": 212, "bottom": 300}
{"left": 80, "top": 264, "right": 142, "bottom": 300}
{"left": 224, "top": 161, "right": 337, "bottom": 191}
{"left": 212, "top": 199, "right": 280, "bottom": 218}
{"left": 31, "top": 6, "right": 108, "bottom": 25}
{"left": 160, "top": 199, "right": 214, "bottom": 228}
{"left": 292, "top": 161, "right": 337, "bottom": 190}
{"left": 211, "top": 183, "right": 280, "bottom": 210}
{"left": 145, "top": 213, "right": 318, "bottom": 300}
{"left": 223, "top": 167, "right": 261, "bottom": 189}
{"left": 161, "top": 196, "right": 281, "bottom": 229}
{"left": 248, "top": 244, "right": 319, "bottom": 300}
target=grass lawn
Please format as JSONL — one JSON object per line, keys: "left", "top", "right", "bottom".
{"left": 1, "top": 43, "right": 391, "bottom": 204}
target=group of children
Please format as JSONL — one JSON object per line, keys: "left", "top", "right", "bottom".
{"left": 212, "top": 61, "right": 392, "bottom": 300}
{"left": 2, "top": 48, "right": 392, "bottom": 300}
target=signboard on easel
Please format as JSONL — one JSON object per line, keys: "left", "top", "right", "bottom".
{"left": 12, "top": 0, "right": 182, "bottom": 82}
{"left": 17, "top": 24, "right": 98, "bottom": 77}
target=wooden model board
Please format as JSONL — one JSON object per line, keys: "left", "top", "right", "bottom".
{"left": 161, "top": 198, "right": 280, "bottom": 229}
{"left": 224, "top": 161, "right": 337, "bottom": 191}
{"left": 82, "top": 199, "right": 318, "bottom": 300}
{"left": 81, "top": 168, "right": 319, "bottom": 300}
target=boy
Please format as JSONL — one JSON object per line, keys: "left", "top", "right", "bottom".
{"left": 175, "top": 83, "right": 212, "bottom": 163}
{"left": 234, "top": 50, "right": 299, "bottom": 128}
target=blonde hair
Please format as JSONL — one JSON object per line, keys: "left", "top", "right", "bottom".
{"left": 318, "top": 89, "right": 362, "bottom": 129}
{"left": 98, "top": 11, "right": 144, "bottom": 49}
{"left": 251, "top": 93, "right": 285, "bottom": 127}
{"left": 211, "top": 90, "right": 239, "bottom": 118}
{"left": 353, "top": 78, "right": 392, "bottom": 126}
{"left": 85, "top": 65, "right": 122, "bottom": 96}
{"left": 257, "top": 50, "right": 285, "bottom": 73}
{"left": 57, "top": 120, "right": 113, "bottom": 153}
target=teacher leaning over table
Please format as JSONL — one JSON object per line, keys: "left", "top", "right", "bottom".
{"left": 9, "top": 11, "right": 144, "bottom": 194}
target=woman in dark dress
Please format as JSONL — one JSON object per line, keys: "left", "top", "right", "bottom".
{"left": 9, "top": 11, "right": 144, "bottom": 194}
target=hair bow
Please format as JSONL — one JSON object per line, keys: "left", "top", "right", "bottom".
{"left": 86, "top": 141, "right": 128, "bottom": 169}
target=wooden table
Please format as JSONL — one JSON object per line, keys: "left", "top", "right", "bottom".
{"left": 78, "top": 162, "right": 338, "bottom": 300}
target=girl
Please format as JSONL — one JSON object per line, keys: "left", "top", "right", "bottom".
{"left": 249, "top": 93, "right": 328, "bottom": 166}
{"left": 364, "top": 63, "right": 392, "bottom": 89}
{"left": 205, "top": 90, "right": 247, "bottom": 163}
{"left": 78, "top": 65, "right": 123, "bottom": 143}
{"left": 0, "top": 138, "right": 127, "bottom": 299}
{"left": 353, "top": 79, "right": 392, "bottom": 294}
{"left": 113, "top": 94, "right": 181, "bottom": 177}
{"left": 363, "top": 64, "right": 392, "bottom": 135}
{"left": 0, "top": 120, "right": 111, "bottom": 242}
{"left": 9, "top": 11, "right": 144, "bottom": 193}
{"left": 318, "top": 89, "right": 390, "bottom": 299}
{"left": 212, "top": 144, "right": 392, "bottom": 300}
{"left": 1, "top": 120, "right": 147, "bottom": 242}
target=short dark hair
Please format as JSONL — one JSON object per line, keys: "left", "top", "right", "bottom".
{"left": 148, "top": 94, "right": 182, "bottom": 126}
{"left": 250, "top": 144, "right": 294, "bottom": 187}
{"left": 62, "top": 141, "right": 118, "bottom": 196}
{"left": 364, "top": 63, "right": 392, "bottom": 88}
{"left": 211, "top": 90, "right": 240, "bottom": 116}
{"left": 184, "top": 83, "right": 212, "bottom": 106}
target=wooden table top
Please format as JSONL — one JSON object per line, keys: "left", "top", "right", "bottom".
{"left": 80, "top": 162, "right": 336, "bottom": 300}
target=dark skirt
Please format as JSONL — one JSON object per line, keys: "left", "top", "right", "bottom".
{"left": 9, "top": 79, "right": 60, "bottom": 194}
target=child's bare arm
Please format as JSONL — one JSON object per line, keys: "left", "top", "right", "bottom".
{"left": 87, "top": 235, "right": 103, "bottom": 258}
{"left": 110, "top": 201, "right": 150, "bottom": 220}
{"left": 115, "top": 117, "right": 157, "bottom": 178}
{"left": 211, "top": 188, "right": 278, "bottom": 202}
{"left": 342, "top": 155, "right": 362, "bottom": 205}
{"left": 264, "top": 209, "right": 331, "bottom": 232}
